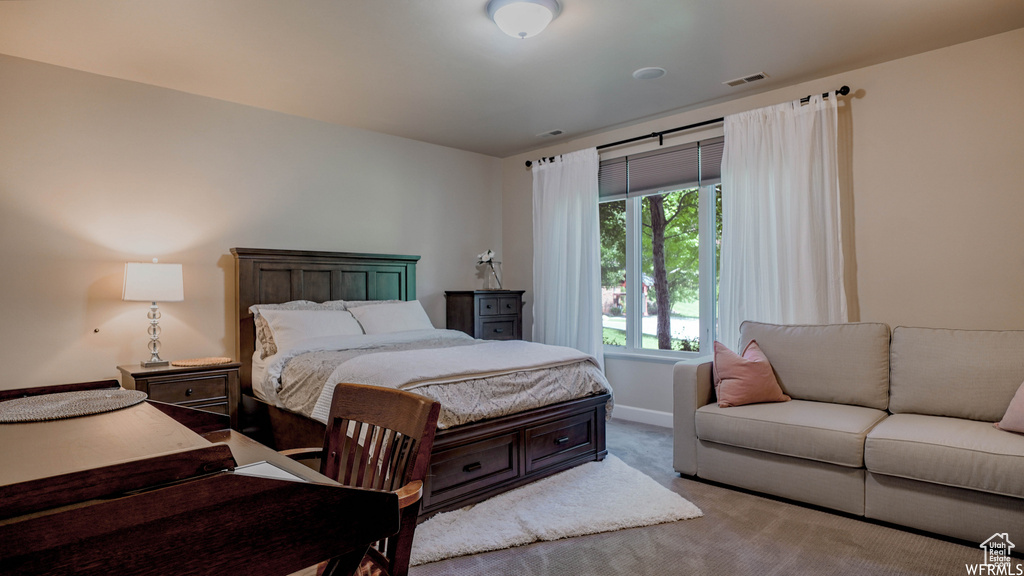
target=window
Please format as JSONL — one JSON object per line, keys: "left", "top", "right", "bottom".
{"left": 599, "top": 137, "right": 723, "bottom": 355}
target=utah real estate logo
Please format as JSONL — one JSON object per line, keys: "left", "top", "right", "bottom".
{"left": 967, "top": 533, "right": 1022, "bottom": 575}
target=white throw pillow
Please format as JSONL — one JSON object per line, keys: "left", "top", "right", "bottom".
{"left": 259, "top": 309, "right": 364, "bottom": 353}
{"left": 348, "top": 300, "right": 434, "bottom": 334}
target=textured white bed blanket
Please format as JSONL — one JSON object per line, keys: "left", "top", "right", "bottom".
{"left": 310, "top": 340, "right": 599, "bottom": 424}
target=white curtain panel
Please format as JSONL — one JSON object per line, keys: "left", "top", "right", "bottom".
{"left": 532, "top": 148, "right": 604, "bottom": 369}
{"left": 718, "top": 93, "right": 847, "bottom": 350}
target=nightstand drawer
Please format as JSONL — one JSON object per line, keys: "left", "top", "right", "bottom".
{"left": 182, "top": 400, "right": 229, "bottom": 415}
{"left": 478, "top": 297, "right": 500, "bottom": 316}
{"left": 479, "top": 318, "right": 516, "bottom": 340}
{"left": 146, "top": 376, "right": 228, "bottom": 404}
{"left": 498, "top": 297, "right": 519, "bottom": 314}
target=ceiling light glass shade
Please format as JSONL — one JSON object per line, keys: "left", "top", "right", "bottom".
{"left": 487, "top": 0, "right": 560, "bottom": 39}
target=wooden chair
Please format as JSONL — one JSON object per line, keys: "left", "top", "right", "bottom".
{"left": 284, "top": 383, "right": 441, "bottom": 576}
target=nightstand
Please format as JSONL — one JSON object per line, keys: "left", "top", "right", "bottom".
{"left": 118, "top": 362, "right": 241, "bottom": 430}
{"left": 445, "top": 290, "right": 525, "bottom": 340}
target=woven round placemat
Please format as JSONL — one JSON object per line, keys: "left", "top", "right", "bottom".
{"left": 171, "top": 357, "right": 233, "bottom": 367}
{"left": 0, "top": 389, "right": 148, "bottom": 423}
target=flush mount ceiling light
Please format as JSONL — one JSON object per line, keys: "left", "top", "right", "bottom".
{"left": 487, "top": 0, "right": 561, "bottom": 39}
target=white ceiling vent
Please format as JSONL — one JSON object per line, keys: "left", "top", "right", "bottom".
{"left": 723, "top": 72, "right": 768, "bottom": 87}
{"left": 538, "top": 129, "right": 564, "bottom": 138}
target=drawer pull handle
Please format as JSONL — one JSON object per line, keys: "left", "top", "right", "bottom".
{"left": 505, "top": 304, "right": 513, "bottom": 309}
{"left": 554, "top": 436, "right": 570, "bottom": 445}
{"left": 494, "top": 328, "right": 504, "bottom": 333}
{"left": 185, "top": 388, "right": 194, "bottom": 397}
{"left": 486, "top": 304, "right": 493, "bottom": 309}
{"left": 463, "top": 462, "right": 482, "bottom": 473}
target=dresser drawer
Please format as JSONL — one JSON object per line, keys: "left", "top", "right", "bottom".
{"left": 424, "top": 432, "right": 520, "bottom": 510}
{"left": 477, "top": 297, "right": 501, "bottom": 316}
{"left": 146, "top": 376, "right": 228, "bottom": 405}
{"left": 479, "top": 318, "right": 517, "bottom": 340}
{"left": 498, "top": 297, "right": 519, "bottom": 314}
{"left": 525, "top": 411, "right": 597, "bottom": 474}
{"left": 181, "top": 400, "right": 229, "bottom": 414}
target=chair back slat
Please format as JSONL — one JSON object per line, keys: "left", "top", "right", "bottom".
{"left": 364, "top": 426, "right": 389, "bottom": 490}
{"left": 391, "top": 435, "right": 415, "bottom": 492}
{"left": 351, "top": 423, "right": 372, "bottom": 488}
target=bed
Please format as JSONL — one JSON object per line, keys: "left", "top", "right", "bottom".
{"left": 231, "top": 247, "right": 611, "bottom": 518}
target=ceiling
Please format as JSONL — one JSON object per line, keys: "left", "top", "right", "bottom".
{"left": 2, "top": 1, "right": 1023, "bottom": 158}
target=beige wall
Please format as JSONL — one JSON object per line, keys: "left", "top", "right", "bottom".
{"left": 502, "top": 28, "right": 1024, "bottom": 416}
{"left": 0, "top": 55, "right": 502, "bottom": 389}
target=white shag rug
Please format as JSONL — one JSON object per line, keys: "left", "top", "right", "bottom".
{"left": 409, "top": 454, "right": 702, "bottom": 566}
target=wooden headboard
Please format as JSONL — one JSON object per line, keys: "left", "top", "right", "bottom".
{"left": 231, "top": 248, "right": 420, "bottom": 392}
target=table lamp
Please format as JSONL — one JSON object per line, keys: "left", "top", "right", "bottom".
{"left": 122, "top": 260, "right": 184, "bottom": 367}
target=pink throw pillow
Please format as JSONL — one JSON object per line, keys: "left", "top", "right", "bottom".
{"left": 995, "top": 381, "right": 1024, "bottom": 435}
{"left": 712, "top": 340, "right": 791, "bottom": 408}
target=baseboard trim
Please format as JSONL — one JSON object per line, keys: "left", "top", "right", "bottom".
{"left": 611, "top": 405, "right": 672, "bottom": 429}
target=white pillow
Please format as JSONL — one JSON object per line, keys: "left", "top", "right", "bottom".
{"left": 348, "top": 300, "right": 434, "bottom": 334}
{"left": 259, "top": 309, "right": 364, "bottom": 353}
{"left": 250, "top": 300, "right": 349, "bottom": 358}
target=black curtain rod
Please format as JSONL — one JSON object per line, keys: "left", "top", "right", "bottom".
{"left": 525, "top": 85, "right": 851, "bottom": 167}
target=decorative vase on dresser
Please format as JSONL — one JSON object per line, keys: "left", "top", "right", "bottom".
{"left": 445, "top": 290, "right": 524, "bottom": 341}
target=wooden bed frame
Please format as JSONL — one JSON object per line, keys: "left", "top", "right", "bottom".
{"left": 231, "top": 248, "right": 608, "bottom": 518}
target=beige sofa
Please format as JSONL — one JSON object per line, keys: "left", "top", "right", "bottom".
{"left": 673, "top": 321, "right": 1024, "bottom": 543}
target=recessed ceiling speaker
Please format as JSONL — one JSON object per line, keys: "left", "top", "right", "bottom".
{"left": 632, "top": 67, "right": 667, "bottom": 80}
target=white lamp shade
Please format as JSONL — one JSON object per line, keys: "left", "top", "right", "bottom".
{"left": 122, "top": 262, "right": 184, "bottom": 302}
{"left": 488, "top": 0, "right": 559, "bottom": 39}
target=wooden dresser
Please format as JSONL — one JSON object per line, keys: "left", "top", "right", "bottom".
{"left": 445, "top": 290, "right": 525, "bottom": 340}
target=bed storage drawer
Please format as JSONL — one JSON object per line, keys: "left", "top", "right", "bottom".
{"left": 419, "top": 393, "right": 609, "bottom": 519}
{"left": 525, "top": 411, "right": 598, "bottom": 474}
{"left": 424, "top": 432, "right": 520, "bottom": 511}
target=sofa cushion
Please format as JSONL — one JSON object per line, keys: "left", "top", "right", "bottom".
{"left": 865, "top": 413, "right": 1024, "bottom": 498}
{"left": 889, "top": 327, "right": 1024, "bottom": 421}
{"left": 695, "top": 400, "right": 888, "bottom": 468}
{"left": 738, "top": 321, "right": 891, "bottom": 410}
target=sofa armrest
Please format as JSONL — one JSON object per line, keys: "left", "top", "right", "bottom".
{"left": 673, "top": 356, "right": 714, "bottom": 476}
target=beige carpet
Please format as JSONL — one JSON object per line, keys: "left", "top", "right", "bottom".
{"left": 410, "top": 454, "right": 702, "bottom": 566}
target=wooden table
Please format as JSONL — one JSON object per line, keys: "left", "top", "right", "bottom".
{"left": 0, "top": 386, "right": 397, "bottom": 576}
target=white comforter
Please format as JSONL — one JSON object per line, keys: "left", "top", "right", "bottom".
{"left": 310, "top": 338, "right": 599, "bottom": 423}
{"left": 258, "top": 329, "right": 611, "bottom": 429}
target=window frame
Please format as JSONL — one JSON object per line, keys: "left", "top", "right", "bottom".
{"left": 599, "top": 138, "right": 722, "bottom": 360}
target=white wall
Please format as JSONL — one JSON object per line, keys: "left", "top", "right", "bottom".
{"left": 0, "top": 54, "right": 502, "bottom": 389}
{"left": 501, "top": 28, "right": 1024, "bottom": 421}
